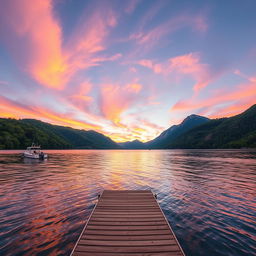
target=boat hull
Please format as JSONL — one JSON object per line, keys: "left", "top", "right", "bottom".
{"left": 23, "top": 152, "right": 48, "bottom": 159}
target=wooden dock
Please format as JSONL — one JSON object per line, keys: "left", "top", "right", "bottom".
{"left": 71, "top": 190, "right": 185, "bottom": 256}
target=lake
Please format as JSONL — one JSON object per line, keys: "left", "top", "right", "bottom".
{"left": 0, "top": 149, "right": 255, "bottom": 256}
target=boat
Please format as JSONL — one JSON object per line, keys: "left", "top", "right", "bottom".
{"left": 23, "top": 144, "right": 48, "bottom": 159}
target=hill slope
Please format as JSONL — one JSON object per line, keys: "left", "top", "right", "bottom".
{"left": 0, "top": 118, "right": 71, "bottom": 149}
{"left": 22, "top": 119, "right": 120, "bottom": 149}
{"left": 0, "top": 118, "right": 120, "bottom": 149}
{"left": 145, "top": 114, "right": 210, "bottom": 149}
{"left": 167, "top": 104, "right": 256, "bottom": 149}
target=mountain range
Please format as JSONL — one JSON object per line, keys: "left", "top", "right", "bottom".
{"left": 0, "top": 104, "right": 255, "bottom": 149}
{"left": 120, "top": 104, "right": 256, "bottom": 149}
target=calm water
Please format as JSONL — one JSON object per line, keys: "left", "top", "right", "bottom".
{"left": 0, "top": 150, "right": 255, "bottom": 256}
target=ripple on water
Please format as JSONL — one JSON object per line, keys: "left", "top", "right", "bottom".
{"left": 0, "top": 149, "right": 255, "bottom": 256}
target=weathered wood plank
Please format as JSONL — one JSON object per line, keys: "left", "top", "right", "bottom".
{"left": 92, "top": 213, "right": 163, "bottom": 217}
{"left": 75, "top": 244, "right": 181, "bottom": 253}
{"left": 90, "top": 217, "right": 166, "bottom": 222}
{"left": 89, "top": 221, "right": 167, "bottom": 226}
{"left": 86, "top": 224, "right": 170, "bottom": 230}
{"left": 83, "top": 229, "right": 174, "bottom": 236}
{"left": 81, "top": 234, "right": 173, "bottom": 241}
{"left": 78, "top": 239, "right": 178, "bottom": 246}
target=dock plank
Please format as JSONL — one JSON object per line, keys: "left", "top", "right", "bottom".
{"left": 71, "top": 190, "right": 185, "bottom": 256}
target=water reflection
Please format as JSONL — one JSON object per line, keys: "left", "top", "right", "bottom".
{"left": 0, "top": 149, "right": 255, "bottom": 256}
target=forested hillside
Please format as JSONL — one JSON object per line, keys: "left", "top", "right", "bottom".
{"left": 0, "top": 118, "right": 71, "bottom": 149}
{"left": 167, "top": 104, "right": 256, "bottom": 149}
{"left": 0, "top": 118, "right": 120, "bottom": 149}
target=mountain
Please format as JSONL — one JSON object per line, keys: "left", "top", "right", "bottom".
{"left": 1, "top": 104, "right": 255, "bottom": 150}
{"left": 167, "top": 104, "right": 256, "bottom": 149}
{"left": 145, "top": 114, "right": 210, "bottom": 149}
{"left": 21, "top": 119, "right": 120, "bottom": 149}
{"left": 119, "top": 139, "right": 145, "bottom": 149}
{"left": 0, "top": 118, "right": 120, "bottom": 149}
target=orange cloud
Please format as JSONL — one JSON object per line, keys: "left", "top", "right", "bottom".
{"left": 172, "top": 78, "right": 256, "bottom": 118}
{"left": 100, "top": 82, "right": 143, "bottom": 124}
{"left": 68, "top": 81, "right": 93, "bottom": 111}
{"left": 0, "top": 95, "right": 100, "bottom": 130}
{"left": 125, "top": 83, "right": 142, "bottom": 93}
{"left": 104, "top": 118, "right": 164, "bottom": 143}
{"left": 0, "top": 0, "right": 67, "bottom": 89}
{"left": 0, "top": 93, "right": 166, "bottom": 142}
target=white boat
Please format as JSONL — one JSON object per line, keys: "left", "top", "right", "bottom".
{"left": 23, "top": 144, "right": 48, "bottom": 159}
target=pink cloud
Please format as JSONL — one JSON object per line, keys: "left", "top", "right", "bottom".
{"left": 138, "top": 59, "right": 154, "bottom": 69}
{"left": 100, "top": 82, "right": 143, "bottom": 124}
{"left": 65, "top": 6, "right": 117, "bottom": 70}
{"left": 129, "top": 67, "right": 137, "bottom": 73}
{"left": 125, "top": 83, "right": 142, "bottom": 93}
{"left": 147, "top": 96, "right": 161, "bottom": 105}
{"left": 194, "top": 16, "right": 208, "bottom": 32}
{"left": 0, "top": 0, "right": 67, "bottom": 89}
{"left": 0, "top": 1, "right": 119, "bottom": 90}
{"left": 169, "top": 53, "right": 211, "bottom": 91}
{"left": 138, "top": 53, "right": 212, "bottom": 91}
{"left": 68, "top": 81, "right": 93, "bottom": 111}
{"left": 125, "top": 0, "right": 141, "bottom": 14}
{"left": 172, "top": 77, "right": 256, "bottom": 117}
{"left": 0, "top": 94, "right": 101, "bottom": 130}
{"left": 234, "top": 69, "right": 256, "bottom": 83}
{"left": 130, "top": 14, "right": 208, "bottom": 50}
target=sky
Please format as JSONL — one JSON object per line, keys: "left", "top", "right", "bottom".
{"left": 0, "top": 0, "right": 255, "bottom": 142}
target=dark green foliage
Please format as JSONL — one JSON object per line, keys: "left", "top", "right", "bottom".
{"left": 21, "top": 119, "right": 120, "bottom": 149}
{"left": 0, "top": 118, "right": 71, "bottom": 149}
{"left": 167, "top": 104, "right": 256, "bottom": 149}
{"left": 0, "top": 118, "right": 120, "bottom": 149}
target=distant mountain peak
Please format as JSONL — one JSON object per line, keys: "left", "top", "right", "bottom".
{"left": 132, "top": 139, "right": 143, "bottom": 143}
{"left": 119, "top": 139, "right": 145, "bottom": 149}
{"left": 146, "top": 113, "right": 210, "bottom": 148}
{"left": 182, "top": 114, "right": 209, "bottom": 122}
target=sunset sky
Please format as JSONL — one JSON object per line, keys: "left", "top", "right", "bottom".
{"left": 0, "top": 0, "right": 255, "bottom": 142}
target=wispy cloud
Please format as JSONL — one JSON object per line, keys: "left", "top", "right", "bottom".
{"left": 138, "top": 52, "right": 213, "bottom": 92}
{"left": 64, "top": 5, "right": 118, "bottom": 76}
{"left": 99, "top": 82, "right": 143, "bottom": 125}
{"left": 130, "top": 13, "right": 208, "bottom": 51}
{"left": 0, "top": 94, "right": 101, "bottom": 130}
{"left": 0, "top": 0, "right": 67, "bottom": 89}
{"left": 0, "top": 0, "right": 119, "bottom": 90}
{"left": 172, "top": 75, "right": 256, "bottom": 117}
{"left": 125, "top": 0, "right": 141, "bottom": 14}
